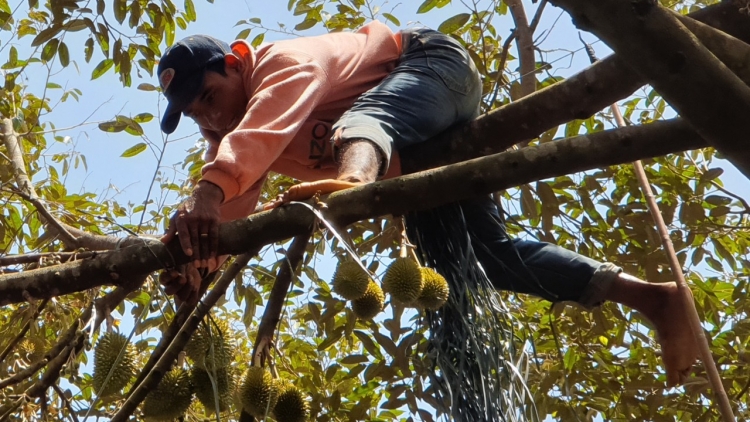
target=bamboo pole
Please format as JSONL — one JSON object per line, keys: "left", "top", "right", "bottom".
{"left": 610, "top": 104, "right": 735, "bottom": 421}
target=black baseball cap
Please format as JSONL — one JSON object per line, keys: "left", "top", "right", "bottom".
{"left": 157, "top": 35, "right": 231, "bottom": 133}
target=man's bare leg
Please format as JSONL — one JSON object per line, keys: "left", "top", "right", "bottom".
{"left": 604, "top": 273, "right": 699, "bottom": 386}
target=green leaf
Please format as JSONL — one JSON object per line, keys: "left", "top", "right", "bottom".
{"left": 41, "top": 39, "right": 59, "bottom": 62}
{"left": 133, "top": 113, "right": 154, "bottom": 123}
{"left": 114, "top": 0, "right": 127, "bottom": 23}
{"left": 295, "top": 18, "right": 317, "bottom": 31}
{"left": 438, "top": 13, "right": 470, "bottom": 34}
{"left": 236, "top": 28, "right": 251, "bottom": 40}
{"left": 184, "top": 0, "right": 196, "bottom": 21}
{"left": 382, "top": 13, "right": 400, "bottom": 26}
{"left": 91, "top": 58, "right": 114, "bottom": 79}
{"left": 137, "top": 83, "right": 158, "bottom": 91}
{"left": 700, "top": 167, "right": 723, "bottom": 183}
{"left": 31, "top": 25, "right": 61, "bottom": 47}
{"left": 417, "top": 0, "right": 437, "bottom": 14}
{"left": 251, "top": 33, "right": 264, "bottom": 48}
{"left": 98, "top": 120, "right": 127, "bottom": 132}
{"left": 58, "top": 42, "right": 69, "bottom": 67}
{"left": 0, "top": 0, "right": 10, "bottom": 14}
{"left": 120, "top": 142, "right": 147, "bottom": 158}
{"left": 84, "top": 38, "right": 94, "bottom": 63}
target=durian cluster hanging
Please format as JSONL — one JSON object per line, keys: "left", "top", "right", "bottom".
{"left": 331, "top": 251, "right": 450, "bottom": 318}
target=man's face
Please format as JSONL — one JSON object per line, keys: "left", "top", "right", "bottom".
{"left": 183, "top": 63, "right": 248, "bottom": 136}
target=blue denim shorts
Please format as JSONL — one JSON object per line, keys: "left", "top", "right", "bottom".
{"left": 332, "top": 27, "right": 482, "bottom": 175}
{"left": 334, "top": 28, "right": 620, "bottom": 307}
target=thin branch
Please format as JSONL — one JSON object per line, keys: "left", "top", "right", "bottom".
{"left": 0, "top": 302, "right": 93, "bottom": 390}
{"left": 252, "top": 232, "right": 312, "bottom": 366}
{"left": 1, "top": 118, "right": 79, "bottom": 248}
{"left": 529, "top": 0, "right": 548, "bottom": 33}
{"left": 52, "top": 384, "right": 80, "bottom": 422}
{"left": 0, "top": 251, "right": 96, "bottom": 268}
{"left": 93, "top": 275, "right": 148, "bottom": 332}
{"left": 125, "top": 271, "right": 218, "bottom": 397}
{"left": 110, "top": 251, "right": 257, "bottom": 422}
{"left": 0, "top": 298, "right": 49, "bottom": 363}
{"left": 506, "top": 0, "right": 536, "bottom": 98}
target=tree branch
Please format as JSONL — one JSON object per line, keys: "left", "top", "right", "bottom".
{"left": 0, "top": 298, "right": 48, "bottom": 363}
{"left": 125, "top": 271, "right": 219, "bottom": 398}
{"left": 1, "top": 119, "right": 79, "bottom": 249}
{"left": 110, "top": 252, "right": 257, "bottom": 422}
{"left": 0, "top": 118, "right": 708, "bottom": 305}
{"left": 506, "top": 0, "right": 536, "bottom": 98}
{"left": 548, "top": 0, "right": 750, "bottom": 179}
{"left": 0, "top": 301, "right": 92, "bottom": 390}
{"left": 251, "top": 232, "right": 312, "bottom": 366}
{"left": 398, "top": 1, "right": 750, "bottom": 172}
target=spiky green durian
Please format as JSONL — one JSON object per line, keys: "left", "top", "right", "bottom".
{"left": 332, "top": 260, "right": 371, "bottom": 300}
{"left": 239, "top": 366, "right": 279, "bottom": 418}
{"left": 382, "top": 257, "right": 423, "bottom": 304}
{"left": 18, "top": 337, "right": 45, "bottom": 363}
{"left": 92, "top": 332, "right": 135, "bottom": 397}
{"left": 141, "top": 367, "right": 193, "bottom": 421}
{"left": 273, "top": 381, "right": 308, "bottom": 422}
{"left": 191, "top": 366, "right": 235, "bottom": 414}
{"left": 351, "top": 281, "right": 385, "bottom": 320}
{"left": 185, "top": 318, "right": 233, "bottom": 370}
{"left": 415, "top": 267, "right": 450, "bottom": 310}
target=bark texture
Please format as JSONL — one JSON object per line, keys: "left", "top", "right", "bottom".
{"left": 398, "top": 1, "right": 750, "bottom": 173}
{"left": 548, "top": 0, "right": 750, "bottom": 178}
{"left": 0, "top": 119, "right": 707, "bottom": 304}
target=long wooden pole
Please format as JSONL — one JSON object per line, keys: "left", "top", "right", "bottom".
{"left": 610, "top": 104, "right": 735, "bottom": 421}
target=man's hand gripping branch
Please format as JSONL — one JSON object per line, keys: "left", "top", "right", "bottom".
{"left": 160, "top": 180, "right": 224, "bottom": 304}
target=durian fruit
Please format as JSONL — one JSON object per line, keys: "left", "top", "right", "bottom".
{"left": 382, "top": 257, "right": 423, "bottom": 305}
{"left": 191, "top": 366, "right": 235, "bottom": 414}
{"left": 415, "top": 267, "right": 450, "bottom": 310}
{"left": 351, "top": 281, "right": 385, "bottom": 320}
{"left": 141, "top": 367, "right": 193, "bottom": 421}
{"left": 239, "top": 366, "right": 279, "bottom": 418}
{"left": 18, "top": 337, "right": 45, "bottom": 362}
{"left": 273, "top": 381, "right": 308, "bottom": 422}
{"left": 185, "top": 318, "right": 233, "bottom": 370}
{"left": 332, "top": 260, "right": 370, "bottom": 300}
{"left": 92, "top": 332, "right": 135, "bottom": 398}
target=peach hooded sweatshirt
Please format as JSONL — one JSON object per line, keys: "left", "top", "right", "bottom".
{"left": 199, "top": 21, "right": 404, "bottom": 221}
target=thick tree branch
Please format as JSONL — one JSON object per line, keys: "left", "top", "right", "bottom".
{"left": 110, "top": 252, "right": 256, "bottom": 422}
{"left": 0, "top": 119, "right": 708, "bottom": 304}
{"left": 547, "top": 0, "right": 750, "bottom": 178}
{"left": 398, "top": 1, "right": 750, "bottom": 172}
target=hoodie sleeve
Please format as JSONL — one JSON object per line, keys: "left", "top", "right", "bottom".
{"left": 217, "top": 172, "right": 268, "bottom": 222}
{"left": 201, "top": 50, "right": 330, "bottom": 203}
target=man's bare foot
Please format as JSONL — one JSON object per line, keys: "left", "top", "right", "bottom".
{"left": 645, "top": 282, "right": 699, "bottom": 386}
{"left": 606, "top": 275, "right": 699, "bottom": 386}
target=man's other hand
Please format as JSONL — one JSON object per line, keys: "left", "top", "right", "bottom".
{"left": 162, "top": 180, "right": 223, "bottom": 269}
{"left": 159, "top": 264, "right": 202, "bottom": 305}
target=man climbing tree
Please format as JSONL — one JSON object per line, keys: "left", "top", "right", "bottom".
{"left": 156, "top": 22, "right": 699, "bottom": 390}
